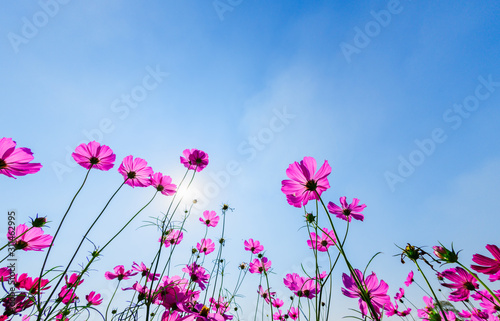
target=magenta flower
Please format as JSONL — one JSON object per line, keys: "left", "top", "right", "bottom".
{"left": 15, "top": 273, "right": 50, "bottom": 294}
{"left": 104, "top": 265, "right": 138, "bottom": 281}
{"left": 58, "top": 285, "right": 77, "bottom": 304}
{"left": 0, "top": 267, "right": 11, "bottom": 282}
{"left": 64, "top": 273, "right": 83, "bottom": 288}
{"left": 160, "top": 229, "right": 184, "bottom": 248}
{"left": 405, "top": 270, "right": 414, "bottom": 286}
{"left": 0, "top": 137, "right": 42, "bottom": 178}
{"left": 472, "top": 244, "right": 500, "bottom": 281}
{"left": 197, "top": 238, "right": 215, "bottom": 255}
{"left": 249, "top": 257, "right": 272, "bottom": 274}
{"left": 258, "top": 285, "right": 276, "bottom": 304}
{"left": 273, "top": 309, "right": 285, "bottom": 321}
{"left": 440, "top": 267, "right": 478, "bottom": 301}
{"left": 272, "top": 298, "right": 284, "bottom": 308}
{"left": 71, "top": 141, "right": 115, "bottom": 171}
{"left": 281, "top": 156, "right": 331, "bottom": 208}
{"left": 85, "top": 291, "right": 103, "bottom": 305}
{"left": 244, "top": 238, "right": 264, "bottom": 254}
{"left": 132, "top": 261, "right": 159, "bottom": 281}
{"left": 210, "top": 296, "right": 230, "bottom": 314}
{"left": 394, "top": 287, "right": 404, "bottom": 301}
{"left": 118, "top": 155, "right": 153, "bottom": 187}
{"left": 283, "top": 273, "right": 320, "bottom": 299}
{"left": 182, "top": 263, "right": 210, "bottom": 290}
{"left": 182, "top": 303, "right": 224, "bottom": 321}
{"left": 287, "top": 307, "right": 299, "bottom": 320}
{"left": 199, "top": 210, "right": 219, "bottom": 227}
{"left": 307, "top": 228, "right": 336, "bottom": 252}
{"left": 327, "top": 196, "right": 366, "bottom": 222}
{"left": 150, "top": 172, "right": 177, "bottom": 196}
{"left": 9, "top": 224, "right": 52, "bottom": 251}
{"left": 341, "top": 269, "right": 391, "bottom": 318}
{"left": 180, "top": 149, "right": 209, "bottom": 172}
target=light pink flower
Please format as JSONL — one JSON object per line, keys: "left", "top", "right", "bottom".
{"left": 160, "top": 229, "right": 184, "bottom": 248}
{"left": 86, "top": 291, "right": 103, "bottom": 305}
{"left": 281, "top": 156, "right": 331, "bottom": 208}
{"left": 327, "top": 196, "right": 366, "bottom": 222}
{"left": 283, "top": 273, "right": 320, "bottom": 299}
{"left": 441, "top": 267, "right": 478, "bottom": 301}
{"left": 472, "top": 244, "right": 500, "bottom": 281}
{"left": 199, "top": 210, "right": 219, "bottom": 227}
{"left": 288, "top": 307, "right": 299, "bottom": 320}
{"left": 0, "top": 137, "right": 42, "bottom": 178}
{"left": 118, "top": 155, "right": 153, "bottom": 187}
{"left": 394, "top": 287, "right": 404, "bottom": 301}
{"left": 180, "top": 149, "right": 209, "bottom": 172}
{"left": 341, "top": 269, "right": 391, "bottom": 318}
{"left": 104, "top": 265, "right": 138, "bottom": 281}
{"left": 150, "top": 172, "right": 176, "bottom": 196}
{"left": 244, "top": 238, "right": 264, "bottom": 254}
{"left": 9, "top": 224, "right": 52, "bottom": 251}
{"left": 258, "top": 285, "right": 276, "bottom": 304}
{"left": 197, "top": 238, "right": 215, "bottom": 255}
{"left": 307, "top": 228, "right": 336, "bottom": 252}
{"left": 132, "top": 261, "right": 159, "bottom": 281}
{"left": 71, "top": 141, "right": 115, "bottom": 171}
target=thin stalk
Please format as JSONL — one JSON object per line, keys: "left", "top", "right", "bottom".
{"left": 413, "top": 260, "right": 448, "bottom": 321}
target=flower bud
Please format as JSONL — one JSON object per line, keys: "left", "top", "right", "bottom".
{"left": 433, "top": 244, "right": 459, "bottom": 263}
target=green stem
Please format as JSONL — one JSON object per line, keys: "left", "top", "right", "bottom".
{"left": 413, "top": 260, "right": 448, "bottom": 321}
{"left": 105, "top": 281, "right": 120, "bottom": 321}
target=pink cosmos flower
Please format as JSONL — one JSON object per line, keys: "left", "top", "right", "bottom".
{"left": 283, "top": 273, "right": 320, "bottom": 299}
{"left": 197, "top": 238, "right": 215, "bottom": 255}
{"left": 287, "top": 307, "right": 299, "bottom": 320}
{"left": 405, "top": 271, "right": 414, "bottom": 286}
{"left": 180, "top": 149, "right": 209, "bottom": 172}
{"left": 199, "top": 210, "right": 219, "bottom": 227}
{"left": 14, "top": 273, "right": 50, "bottom": 294}
{"left": 307, "top": 228, "right": 336, "bottom": 252}
{"left": 104, "top": 265, "right": 138, "bottom": 281}
{"left": 0, "top": 137, "right": 42, "bottom": 178}
{"left": 182, "top": 263, "right": 210, "bottom": 290}
{"left": 249, "top": 257, "right": 271, "bottom": 274}
{"left": 472, "top": 244, "right": 500, "bottom": 281}
{"left": 160, "top": 229, "right": 184, "bottom": 248}
{"left": 394, "top": 287, "right": 404, "bottom": 301}
{"left": 327, "top": 196, "right": 366, "bottom": 222}
{"left": 281, "top": 156, "right": 331, "bottom": 208}
{"left": 272, "top": 298, "right": 284, "bottom": 308}
{"left": 258, "top": 285, "right": 276, "bottom": 304}
{"left": 273, "top": 309, "right": 285, "bottom": 321}
{"left": 65, "top": 273, "right": 83, "bottom": 288}
{"left": 132, "top": 261, "right": 159, "bottom": 281}
{"left": 71, "top": 141, "right": 115, "bottom": 171}
{"left": 118, "top": 155, "right": 153, "bottom": 187}
{"left": 182, "top": 303, "right": 225, "bottom": 321}
{"left": 210, "top": 296, "right": 230, "bottom": 314}
{"left": 440, "top": 267, "right": 478, "bottom": 301}
{"left": 58, "top": 285, "right": 77, "bottom": 304}
{"left": 150, "top": 172, "right": 177, "bottom": 196}
{"left": 0, "top": 267, "right": 11, "bottom": 282}
{"left": 341, "top": 269, "right": 391, "bottom": 318}
{"left": 9, "top": 224, "right": 53, "bottom": 251}
{"left": 472, "top": 289, "right": 500, "bottom": 314}
{"left": 2, "top": 293, "right": 34, "bottom": 315}
{"left": 244, "top": 239, "right": 264, "bottom": 254}
{"left": 86, "top": 291, "right": 103, "bottom": 305}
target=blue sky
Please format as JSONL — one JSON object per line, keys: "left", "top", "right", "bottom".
{"left": 2, "top": 1, "right": 500, "bottom": 320}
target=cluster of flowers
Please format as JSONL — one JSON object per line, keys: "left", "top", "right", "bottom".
{"left": 2, "top": 137, "right": 500, "bottom": 321}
